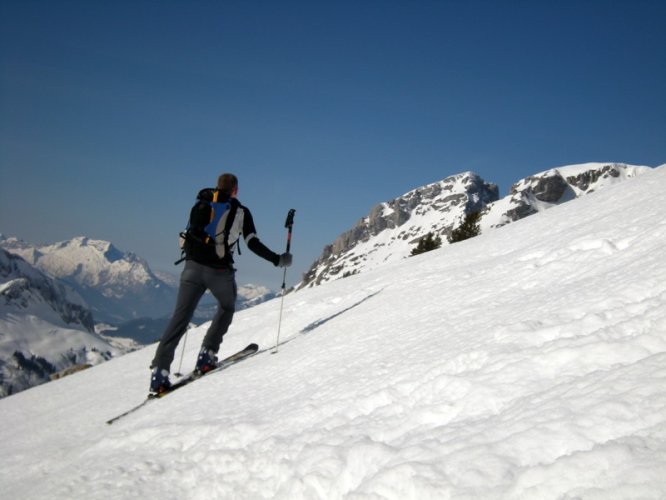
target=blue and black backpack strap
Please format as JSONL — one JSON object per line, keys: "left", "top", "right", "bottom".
{"left": 210, "top": 194, "right": 241, "bottom": 259}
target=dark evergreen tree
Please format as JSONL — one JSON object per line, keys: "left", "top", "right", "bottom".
{"left": 12, "top": 351, "right": 56, "bottom": 379}
{"left": 411, "top": 232, "right": 442, "bottom": 256}
{"left": 448, "top": 211, "right": 481, "bottom": 243}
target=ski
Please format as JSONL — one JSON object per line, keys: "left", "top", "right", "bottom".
{"left": 106, "top": 343, "right": 259, "bottom": 425}
{"left": 158, "top": 342, "right": 259, "bottom": 396}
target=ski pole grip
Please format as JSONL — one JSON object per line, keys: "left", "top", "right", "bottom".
{"left": 284, "top": 209, "right": 295, "bottom": 252}
{"left": 285, "top": 209, "right": 295, "bottom": 229}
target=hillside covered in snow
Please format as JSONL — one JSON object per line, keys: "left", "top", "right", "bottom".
{"left": 301, "top": 162, "right": 651, "bottom": 289}
{"left": 0, "top": 165, "right": 664, "bottom": 499}
{"left": 479, "top": 162, "right": 652, "bottom": 230}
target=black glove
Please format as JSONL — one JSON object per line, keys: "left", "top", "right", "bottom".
{"left": 277, "top": 252, "right": 292, "bottom": 268}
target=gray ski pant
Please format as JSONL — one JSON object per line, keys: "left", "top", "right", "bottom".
{"left": 151, "top": 260, "right": 237, "bottom": 372}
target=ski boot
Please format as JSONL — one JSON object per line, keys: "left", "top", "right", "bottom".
{"left": 149, "top": 367, "right": 172, "bottom": 396}
{"left": 195, "top": 347, "right": 218, "bottom": 375}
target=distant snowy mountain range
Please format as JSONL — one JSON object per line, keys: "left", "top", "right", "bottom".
{"left": 299, "top": 162, "right": 652, "bottom": 288}
{"left": 0, "top": 236, "right": 177, "bottom": 324}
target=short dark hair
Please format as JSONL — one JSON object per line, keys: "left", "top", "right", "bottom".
{"left": 217, "top": 173, "right": 238, "bottom": 195}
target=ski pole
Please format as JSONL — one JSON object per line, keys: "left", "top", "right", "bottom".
{"left": 175, "top": 329, "right": 188, "bottom": 377}
{"left": 273, "top": 208, "right": 295, "bottom": 354}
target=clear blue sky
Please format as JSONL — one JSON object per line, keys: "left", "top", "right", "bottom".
{"left": 1, "top": 0, "right": 664, "bottom": 288}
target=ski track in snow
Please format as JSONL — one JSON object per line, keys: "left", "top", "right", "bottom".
{"left": 1, "top": 167, "right": 666, "bottom": 499}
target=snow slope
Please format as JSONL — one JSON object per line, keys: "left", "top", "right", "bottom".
{"left": 480, "top": 162, "right": 652, "bottom": 230}
{"left": 0, "top": 166, "right": 665, "bottom": 499}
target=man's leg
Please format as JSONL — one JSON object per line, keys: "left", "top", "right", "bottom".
{"left": 200, "top": 267, "right": 237, "bottom": 354}
{"left": 151, "top": 261, "right": 207, "bottom": 371}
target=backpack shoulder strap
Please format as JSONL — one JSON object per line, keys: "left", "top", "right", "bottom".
{"left": 208, "top": 196, "right": 241, "bottom": 260}
{"left": 221, "top": 198, "right": 240, "bottom": 249}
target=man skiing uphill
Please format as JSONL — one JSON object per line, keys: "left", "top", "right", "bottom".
{"left": 149, "top": 173, "right": 292, "bottom": 395}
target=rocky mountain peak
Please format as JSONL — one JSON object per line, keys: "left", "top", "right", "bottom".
{"left": 481, "top": 163, "right": 652, "bottom": 230}
{"left": 299, "top": 172, "right": 499, "bottom": 289}
{"left": 300, "top": 163, "right": 653, "bottom": 291}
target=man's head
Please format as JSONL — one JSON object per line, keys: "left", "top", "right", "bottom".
{"left": 217, "top": 173, "right": 239, "bottom": 197}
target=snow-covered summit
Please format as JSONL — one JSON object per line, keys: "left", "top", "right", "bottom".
{"left": 299, "top": 171, "right": 499, "bottom": 288}
{"left": 301, "top": 163, "right": 652, "bottom": 289}
{"left": 0, "top": 165, "right": 664, "bottom": 498}
{"left": 481, "top": 162, "right": 652, "bottom": 230}
{"left": 4, "top": 236, "right": 155, "bottom": 289}
{"left": 0, "top": 235, "right": 176, "bottom": 323}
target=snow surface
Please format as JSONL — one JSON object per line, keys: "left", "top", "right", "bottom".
{"left": 1, "top": 166, "right": 665, "bottom": 499}
{"left": 546, "top": 162, "right": 650, "bottom": 180}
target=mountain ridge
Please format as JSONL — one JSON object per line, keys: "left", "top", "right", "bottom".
{"left": 300, "top": 162, "right": 653, "bottom": 289}
{"left": 480, "top": 162, "right": 652, "bottom": 230}
{"left": 299, "top": 171, "right": 499, "bottom": 288}
{"left": 0, "top": 235, "right": 176, "bottom": 323}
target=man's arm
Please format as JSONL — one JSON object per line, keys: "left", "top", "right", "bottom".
{"left": 242, "top": 207, "right": 281, "bottom": 266}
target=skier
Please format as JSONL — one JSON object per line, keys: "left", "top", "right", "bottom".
{"left": 149, "top": 173, "right": 292, "bottom": 395}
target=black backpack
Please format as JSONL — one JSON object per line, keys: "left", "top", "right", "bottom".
{"left": 176, "top": 188, "right": 241, "bottom": 265}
